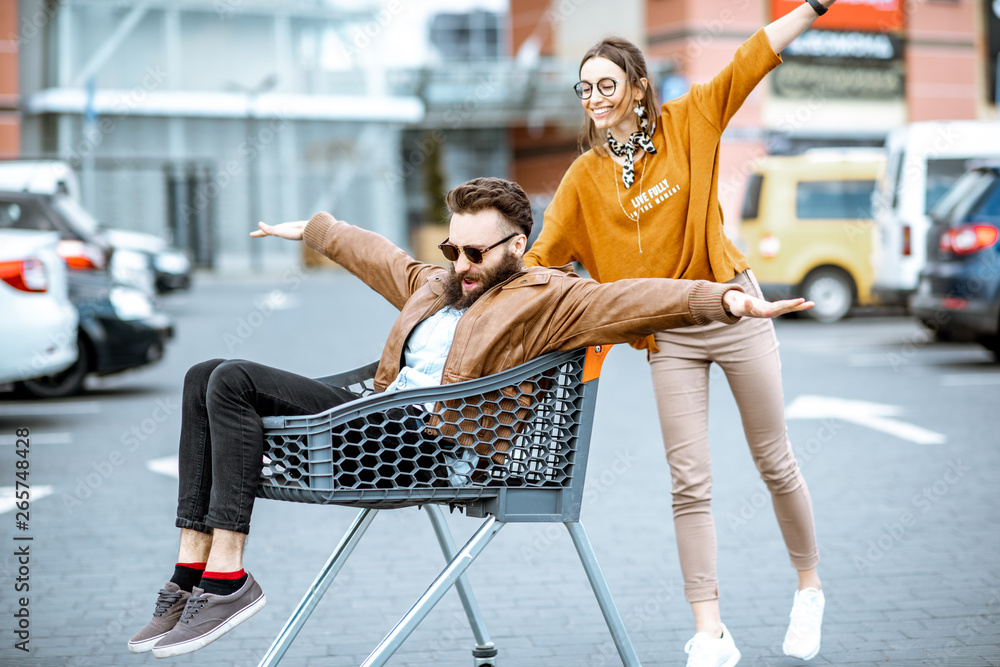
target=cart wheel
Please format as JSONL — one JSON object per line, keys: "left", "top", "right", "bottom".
{"left": 473, "top": 645, "right": 498, "bottom": 666}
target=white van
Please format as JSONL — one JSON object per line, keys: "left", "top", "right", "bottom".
{"left": 872, "top": 120, "right": 1000, "bottom": 306}
{"left": 0, "top": 160, "right": 81, "bottom": 200}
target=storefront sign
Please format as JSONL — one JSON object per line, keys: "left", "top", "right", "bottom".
{"left": 784, "top": 30, "right": 901, "bottom": 60}
{"left": 772, "top": 0, "right": 904, "bottom": 33}
{"left": 772, "top": 29, "right": 904, "bottom": 100}
{"left": 771, "top": 59, "right": 904, "bottom": 99}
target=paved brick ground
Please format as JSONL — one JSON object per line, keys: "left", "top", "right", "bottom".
{"left": 0, "top": 271, "right": 998, "bottom": 666}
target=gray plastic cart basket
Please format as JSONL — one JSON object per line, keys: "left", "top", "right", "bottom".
{"left": 256, "top": 345, "right": 641, "bottom": 666}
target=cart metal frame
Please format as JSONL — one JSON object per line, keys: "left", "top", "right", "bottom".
{"left": 255, "top": 345, "right": 640, "bottom": 666}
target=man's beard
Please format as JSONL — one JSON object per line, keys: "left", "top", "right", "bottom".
{"left": 442, "top": 250, "right": 523, "bottom": 310}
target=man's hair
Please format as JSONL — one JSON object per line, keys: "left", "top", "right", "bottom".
{"left": 445, "top": 177, "right": 533, "bottom": 237}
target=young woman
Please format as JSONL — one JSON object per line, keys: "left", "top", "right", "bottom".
{"left": 522, "top": 2, "right": 837, "bottom": 665}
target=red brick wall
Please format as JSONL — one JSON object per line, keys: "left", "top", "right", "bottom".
{"left": 905, "top": 0, "right": 980, "bottom": 121}
{"left": 509, "top": 0, "right": 555, "bottom": 56}
{"left": 0, "top": 1, "right": 20, "bottom": 157}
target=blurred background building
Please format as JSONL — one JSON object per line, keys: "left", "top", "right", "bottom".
{"left": 3, "top": 0, "right": 999, "bottom": 270}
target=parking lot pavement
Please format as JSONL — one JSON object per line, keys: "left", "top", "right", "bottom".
{"left": 0, "top": 271, "right": 998, "bottom": 666}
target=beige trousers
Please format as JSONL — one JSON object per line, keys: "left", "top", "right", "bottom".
{"left": 649, "top": 270, "right": 819, "bottom": 603}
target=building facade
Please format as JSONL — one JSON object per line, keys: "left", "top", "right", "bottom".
{"left": 10, "top": 0, "right": 998, "bottom": 269}
{"left": 509, "top": 0, "right": 997, "bottom": 238}
{"left": 13, "top": 0, "right": 536, "bottom": 270}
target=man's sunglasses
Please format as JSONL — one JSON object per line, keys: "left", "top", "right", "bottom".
{"left": 438, "top": 233, "right": 518, "bottom": 264}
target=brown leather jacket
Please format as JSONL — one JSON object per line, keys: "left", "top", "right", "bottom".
{"left": 303, "top": 212, "right": 743, "bottom": 392}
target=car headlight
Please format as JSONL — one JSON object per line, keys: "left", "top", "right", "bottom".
{"left": 109, "top": 286, "right": 155, "bottom": 320}
{"left": 110, "top": 249, "right": 155, "bottom": 293}
{"left": 154, "top": 250, "right": 191, "bottom": 274}
{"left": 111, "top": 248, "right": 150, "bottom": 272}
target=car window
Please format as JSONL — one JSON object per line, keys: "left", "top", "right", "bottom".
{"left": 796, "top": 180, "right": 877, "bottom": 220}
{"left": 51, "top": 196, "right": 101, "bottom": 237}
{"left": 930, "top": 169, "right": 992, "bottom": 223}
{"left": 741, "top": 173, "right": 763, "bottom": 221}
{"left": 924, "top": 158, "right": 972, "bottom": 214}
{"left": 965, "top": 173, "right": 1000, "bottom": 225}
{"left": 0, "top": 199, "right": 56, "bottom": 231}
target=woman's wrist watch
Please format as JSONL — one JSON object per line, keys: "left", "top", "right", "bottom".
{"left": 804, "top": 0, "right": 828, "bottom": 15}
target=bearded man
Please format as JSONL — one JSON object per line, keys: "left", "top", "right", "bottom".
{"left": 128, "top": 177, "right": 811, "bottom": 659}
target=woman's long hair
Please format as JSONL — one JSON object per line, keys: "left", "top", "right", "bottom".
{"left": 578, "top": 36, "right": 659, "bottom": 157}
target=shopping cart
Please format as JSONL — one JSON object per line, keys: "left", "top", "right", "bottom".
{"left": 255, "top": 344, "right": 641, "bottom": 666}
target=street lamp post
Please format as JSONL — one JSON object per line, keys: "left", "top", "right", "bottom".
{"left": 232, "top": 74, "right": 278, "bottom": 271}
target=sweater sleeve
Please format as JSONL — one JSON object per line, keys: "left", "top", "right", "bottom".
{"left": 523, "top": 160, "right": 585, "bottom": 268}
{"left": 687, "top": 28, "right": 782, "bottom": 133}
{"left": 302, "top": 212, "right": 440, "bottom": 311}
{"left": 540, "top": 274, "right": 744, "bottom": 351}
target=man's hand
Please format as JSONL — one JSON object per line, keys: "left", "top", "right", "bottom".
{"left": 250, "top": 220, "right": 308, "bottom": 241}
{"left": 723, "top": 290, "right": 814, "bottom": 319}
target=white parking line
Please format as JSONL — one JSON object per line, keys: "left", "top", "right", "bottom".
{"left": 147, "top": 455, "right": 179, "bottom": 479}
{"left": 0, "top": 402, "right": 102, "bottom": 416}
{"left": 942, "top": 374, "right": 1000, "bottom": 387}
{"left": 787, "top": 395, "right": 947, "bottom": 445}
{"left": 0, "top": 486, "right": 54, "bottom": 515}
{"left": 0, "top": 433, "right": 72, "bottom": 446}
{"left": 848, "top": 354, "right": 896, "bottom": 367}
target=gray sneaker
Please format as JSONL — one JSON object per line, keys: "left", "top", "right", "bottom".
{"left": 127, "top": 582, "right": 191, "bottom": 653}
{"left": 151, "top": 572, "right": 266, "bottom": 658}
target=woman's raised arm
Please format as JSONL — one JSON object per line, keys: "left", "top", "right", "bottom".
{"left": 763, "top": 0, "right": 836, "bottom": 54}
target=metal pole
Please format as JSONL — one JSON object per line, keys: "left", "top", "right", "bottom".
{"left": 247, "top": 96, "right": 262, "bottom": 272}
{"left": 361, "top": 516, "right": 503, "bottom": 667}
{"left": 257, "top": 508, "right": 379, "bottom": 667}
{"left": 565, "top": 521, "right": 641, "bottom": 667}
{"left": 425, "top": 504, "right": 495, "bottom": 650}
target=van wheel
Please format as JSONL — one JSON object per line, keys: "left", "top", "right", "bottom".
{"left": 801, "top": 268, "right": 854, "bottom": 323}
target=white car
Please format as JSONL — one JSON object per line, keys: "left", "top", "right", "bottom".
{"left": 0, "top": 229, "right": 79, "bottom": 385}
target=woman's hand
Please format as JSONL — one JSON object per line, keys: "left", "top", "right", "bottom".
{"left": 723, "top": 290, "right": 814, "bottom": 319}
{"left": 250, "top": 220, "right": 308, "bottom": 241}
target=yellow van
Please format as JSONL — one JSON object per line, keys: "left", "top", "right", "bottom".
{"left": 739, "top": 149, "right": 885, "bottom": 322}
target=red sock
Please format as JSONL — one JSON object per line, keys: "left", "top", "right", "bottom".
{"left": 202, "top": 568, "right": 245, "bottom": 580}
{"left": 199, "top": 569, "right": 248, "bottom": 596}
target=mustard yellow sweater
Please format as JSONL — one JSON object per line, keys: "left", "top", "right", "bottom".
{"left": 524, "top": 29, "right": 782, "bottom": 351}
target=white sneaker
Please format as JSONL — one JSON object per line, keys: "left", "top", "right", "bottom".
{"left": 783, "top": 587, "right": 825, "bottom": 660}
{"left": 684, "top": 622, "right": 741, "bottom": 667}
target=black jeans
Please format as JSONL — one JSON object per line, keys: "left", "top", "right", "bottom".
{"left": 175, "top": 359, "right": 360, "bottom": 535}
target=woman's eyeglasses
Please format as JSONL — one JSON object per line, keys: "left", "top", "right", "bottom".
{"left": 573, "top": 78, "right": 622, "bottom": 100}
{"left": 438, "top": 233, "right": 518, "bottom": 264}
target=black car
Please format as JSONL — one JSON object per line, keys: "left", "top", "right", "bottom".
{"left": 16, "top": 269, "right": 174, "bottom": 398}
{"left": 910, "top": 162, "right": 1000, "bottom": 359}
{"left": 105, "top": 228, "right": 193, "bottom": 294}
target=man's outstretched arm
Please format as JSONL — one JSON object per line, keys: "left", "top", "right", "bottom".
{"left": 252, "top": 214, "right": 441, "bottom": 311}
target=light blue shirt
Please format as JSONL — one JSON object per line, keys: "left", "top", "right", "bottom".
{"left": 385, "top": 305, "right": 465, "bottom": 393}
{"left": 384, "top": 305, "right": 476, "bottom": 486}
